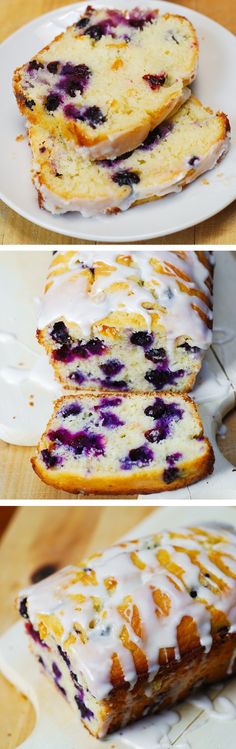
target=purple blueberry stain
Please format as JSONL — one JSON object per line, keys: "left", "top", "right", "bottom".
{"left": 100, "top": 411, "right": 124, "bottom": 429}
{"left": 143, "top": 72, "right": 167, "bottom": 90}
{"left": 139, "top": 121, "right": 173, "bottom": 152}
{"left": 48, "top": 427, "right": 105, "bottom": 457}
{"left": 86, "top": 338, "right": 107, "bottom": 355}
{"left": 25, "top": 622, "right": 48, "bottom": 648}
{"left": 58, "top": 644, "right": 71, "bottom": 668}
{"left": 130, "top": 331, "right": 154, "bottom": 349}
{"left": 61, "top": 402, "right": 82, "bottom": 418}
{"left": 69, "top": 370, "right": 86, "bottom": 385}
{"left": 121, "top": 444, "right": 154, "bottom": 470}
{"left": 75, "top": 689, "right": 94, "bottom": 720}
{"left": 100, "top": 359, "right": 124, "bottom": 377}
{"left": 144, "top": 398, "right": 183, "bottom": 442}
{"left": 52, "top": 661, "right": 62, "bottom": 680}
{"left": 95, "top": 397, "right": 122, "bottom": 410}
{"left": 100, "top": 378, "right": 128, "bottom": 390}
{"left": 41, "top": 449, "right": 62, "bottom": 469}
{"left": 167, "top": 452, "right": 182, "bottom": 466}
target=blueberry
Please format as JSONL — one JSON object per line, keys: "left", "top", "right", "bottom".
{"left": 19, "top": 597, "right": 29, "bottom": 619}
{"left": 145, "top": 368, "right": 185, "bottom": 389}
{"left": 166, "top": 452, "right": 182, "bottom": 466}
{"left": 69, "top": 370, "right": 85, "bottom": 384}
{"left": 163, "top": 466, "right": 179, "bottom": 484}
{"left": 25, "top": 99, "right": 35, "bottom": 110}
{"left": 39, "top": 146, "right": 46, "bottom": 153}
{"left": 53, "top": 344, "right": 72, "bottom": 362}
{"left": 28, "top": 59, "right": 44, "bottom": 71}
{"left": 112, "top": 170, "right": 140, "bottom": 187}
{"left": 60, "top": 63, "right": 91, "bottom": 97}
{"left": 86, "top": 338, "right": 107, "bottom": 355}
{"left": 85, "top": 23, "right": 104, "bottom": 40}
{"left": 45, "top": 93, "right": 61, "bottom": 111}
{"left": 31, "top": 564, "right": 57, "bottom": 584}
{"left": 26, "top": 622, "right": 48, "bottom": 648}
{"left": 145, "top": 426, "right": 168, "bottom": 443}
{"left": 47, "top": 61, "right": 60, "bottom": 74}
{"left": 100, "top": 411, "right": 124, "bottom": 429}
{"left": 144, "top": 398, "right": 166, "bottom": 419}
{"left": 190, "top": 589, "right": 198, "bottom": 599}
{"left": 51, "top": 321, "right": 70, "bottom": 344}
{"left": 41, "top": 449, "right": 61, "bottom": 468}
{"left": 140, "top": 122, "right": 172, "bottom": 151}
{"left": 188, "top": 156, "right": 200, "bottom": 167}
{"left": 76, "top": 15, "right": 90, "bottom": 28}
{"left": 61, "top": 402, "right": 82, "bottom": 418}
{"left": 100, "top": 359, "right": 124, "bottom": 377}
{"left": 179, "top": 342, "right": 200, "bottom": 354}
{"left": 143, "top": 72, "right": 166, "bottom": 89}
{"left": 48, "top": 427, "right": 105, "bottom": 457}
{"left": 122, "top": 444, "right": 154, "bottom": 470}
{"left": 145, "top": 347, "right": 167, "bottom": 362}
{"left": 101, "top": 379, "right": 128, "bottom": 390}
{"left": 80, "top": 105, "right": 106, "bottom": 129}
{"left": 130, "top": 331, "right": 154, "bottom": 348}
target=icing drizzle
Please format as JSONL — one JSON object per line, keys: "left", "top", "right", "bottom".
{"left": 37, "top": 251, "right": 213, "bottom": 349}
{"left": 19, "top": 523, "right": 236, "bottom": 700}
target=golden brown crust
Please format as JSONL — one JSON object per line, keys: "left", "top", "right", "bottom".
{"left": 31, "top": 391, "right": 215, "bottom": 495}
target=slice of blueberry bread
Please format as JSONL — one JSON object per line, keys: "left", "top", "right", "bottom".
{"left": 17, "top": 525, "right": 236, "bottom": 736}
{"left": 37, "top": 250, "right": 213, "bottom": 394}
{"left": 13, "top": 7, "right": 198, "bottom": 159}
{"left": 29, "top": 96, "right": 230, "bottom": 215}
{"left": 32, "top": 391, "right": 214, "bottom": 494}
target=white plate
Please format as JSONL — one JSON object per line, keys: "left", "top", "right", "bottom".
{"left": 1, "top": 506, "right": 236, "bottom": 749}
{"left": 0, "top": 1, "right": 235, "bottom": 242}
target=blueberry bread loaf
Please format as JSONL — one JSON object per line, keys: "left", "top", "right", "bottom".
{"left": 28, "top": 96, "right": 230, "bottom": 215}
{"left": 37, "top": 250, "right": 213, "bottom": 394}
{"left": 32, "top": 391, "right": 214, "bottom": 494}
{"left": 13, "top": 6, "right": 198, "bottom": 160}
{"left": 18, "top": 523, "right": 236, "bottom": 737}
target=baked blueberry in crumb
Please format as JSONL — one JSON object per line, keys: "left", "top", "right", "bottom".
{"left": 101, "top": 378, "right": 128, "bottom": 390}
{"left": 64, "top": 104, "right": 106, "bottom": 128}
{"left": 76, "top": 15, "right": 90, "bottom": 28}
{"left": 112, "top": 170, "right": 140, "bottom": 187}
{"left": 143, "top": 72, "right": 166, "bottom": 89}
{"left": 163, "top": 466, "right": 179, "bottom": 484}
{"left": 100, "top": 359, "right": 124, "bottom": 377}
{"left": 145, "top": 367, "right": 185, "bottom": 389}
{"left": 86, "top": 338, "right": 107, "bottom": 355}
{"left": 51, "top": 321, "right": 70, "bottom": 344}
{"left": 130, "top": 331, "right": 154, "bottom": 348}
{"left": 25, "top": 99, "right": 35, "bottom": 110}
{"left": 145, "top": 347, "right": 167, "bottom": 362}
{"left": 69, "top": 370, "right": 85, "bottom": 384}
{"left": 100, "top": 411, "right": 124, "bottom": 429}
{"left": 58, "top": 644, "right": 71, "bottom": 668}
{"left": 47, "top": 61, "right": 60, "bottom": 74}
{"left": 61, "top": 402, "right": 82, "bottom": 418}
{"left": 75, "top": 689, "right": 94, "bottom": 720}
{"left": 45, "top": 93, "right": 61, "bottom": 111}
{"left": 19, "top": 597, "right": 29, "bottom": 619}
{"left": 41, "top": 449, "right": 61, "bottom": 468}
{"left": 145, "top": 426, "right": 169, "bottom": 444}
{"left": 25, "top": 622, "right": 48, "bottom": 647}
{"left": 189, "top": 156, "right": 200, "bottom": 166}
{"left": 121, "top": 444, "right": 154, "bottom": 470}
{"left": 28, "top": 59, "right": 44, "bottom": 72}
{"left": 95, "top": 397, "right": 122, "bottom": 409}
{"left": 48, "top": 427, "right": 105, "bottom": 456}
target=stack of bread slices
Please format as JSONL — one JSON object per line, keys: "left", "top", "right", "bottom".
{"left": 13, "top": 5, "right": 230, "bottom": 216}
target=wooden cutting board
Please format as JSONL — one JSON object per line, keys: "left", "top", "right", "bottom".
{"left": 0, "top": 506, "right": 153, "bottom": 749}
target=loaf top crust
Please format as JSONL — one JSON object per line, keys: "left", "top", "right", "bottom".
{"left": 13, "top": 7, "right": 198, "bottom": 159}
{"left": 38, "top": 250, "right": 213, "bottom": 350}
{"left": 18, "top": 523, "right": 236, "bottom": 700}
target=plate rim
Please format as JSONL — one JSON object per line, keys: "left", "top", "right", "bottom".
{"left": 1, "top": 0, "right": 236, "bottom": 242}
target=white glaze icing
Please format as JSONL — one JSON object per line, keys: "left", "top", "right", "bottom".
{"left": 36, "top": 134, "right": 230, "bottom": 217}
{"left": 19, "top": 524, "right": 236, "bottom": 701}
{"left": 38, "top": 250, "right": 213, "bottom": 349}
{"left": 0, "top": 333, "right": 62, "bottom": 446}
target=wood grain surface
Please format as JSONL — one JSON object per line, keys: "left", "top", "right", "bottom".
{"left": 0, "top": 0, "right": 235, "bottom": 245}
{"left": 0, "top": 505, "right": 153, "bottom": 748}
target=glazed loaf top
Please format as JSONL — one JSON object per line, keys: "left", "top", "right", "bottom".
{"left": 18, "top": 523, "right": 236, "bottom": 700}
{"left": 38, "top": 250, "right": 213, "bottom": 350}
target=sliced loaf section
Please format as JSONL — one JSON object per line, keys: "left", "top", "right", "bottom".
{"left": 32, "top": 391, "right": 214, "bottom": 494}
